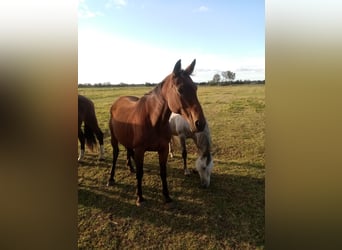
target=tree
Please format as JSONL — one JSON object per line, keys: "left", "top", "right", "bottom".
{"left": 212, "top": 73, "right": 221, "bottom": 83}
{"left": 221, "top": 71, "right": 236, "bottom": 82}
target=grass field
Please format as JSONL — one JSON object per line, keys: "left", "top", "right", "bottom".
{"left": 78, "top": 84, "right": 265, "bottom": 249}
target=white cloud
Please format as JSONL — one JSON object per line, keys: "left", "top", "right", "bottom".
{"left": 192, "top": 54, "right": 265, "bottom": 81}
{"left": 106, "top": 0, "right": 127, "bottom": 9}
{"left": 194, "top": 6, "right": 209, "bottom": 12}
{"left": 78, "top": 0, "right": 103, "bottom": 19}
{"left": 78, "top": 29, "right": 265, "bottom": 84}
{"left": 78, "top": 29, "right": 179, "bottom": 84}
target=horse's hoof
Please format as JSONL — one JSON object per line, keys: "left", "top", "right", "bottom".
{"left": 184, "top": 170, "right": 191, "bottom": 176}
{"left": 107, "top": 179, "right": 115, "bottom": 186}
{"left": 164, "top": 201, "right": 175, "bottom": 210}
{"left": 136, "top": 197, "right": 145, "bottom": 207}
{"left": 99, "top": 157, "right": 105, "bottom": 161}
{"left": 165, "top": 196, "right": 173, "bottom": 203}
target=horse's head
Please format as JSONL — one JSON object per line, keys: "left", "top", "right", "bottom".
{"left": 195, "top": 153, "right": 214, "bottom": 188}
{"left": 164, "top": 59, "right": 206, "bottom": 132}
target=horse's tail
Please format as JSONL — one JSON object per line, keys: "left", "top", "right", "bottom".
{"left": 84, "top": 124, "right": 97, "bottom": 151}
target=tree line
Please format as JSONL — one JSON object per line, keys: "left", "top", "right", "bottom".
{"left": 78, "top": 71, "right": 265, "bottom": 88}
{"left": 78, "top": 80, "right": 264, "bottom": 88}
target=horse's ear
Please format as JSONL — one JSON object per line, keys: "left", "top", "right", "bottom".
{"left": 185, "top": 59, "right": 196, "bottom": 75}
{"left": 173, "top": 59, "right": 182, "bottom": 76}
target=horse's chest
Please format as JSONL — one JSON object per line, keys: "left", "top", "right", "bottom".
{"left": 137, "top": 124, "right": 170, "bottom": 150}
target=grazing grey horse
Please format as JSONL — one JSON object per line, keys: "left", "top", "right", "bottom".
{"left": 169, "top": 113, "right": 213, "bottom": 188}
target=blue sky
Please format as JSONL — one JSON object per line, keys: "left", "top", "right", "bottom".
{"left": 78, "top": 0, "right": 264, "bottom": 84}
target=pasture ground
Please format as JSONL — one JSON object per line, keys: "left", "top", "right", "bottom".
{"left": 78, "top": 85, "right": 265, "bottom": 249}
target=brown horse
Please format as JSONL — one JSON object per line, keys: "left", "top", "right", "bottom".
{"left": 78, "top": 95, "right": 105, "bottom": 161}
{"left": 108, "top": 59, "right": 206, "bottom": 206}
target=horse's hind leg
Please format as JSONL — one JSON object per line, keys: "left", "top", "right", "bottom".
{"left": 94, "top": 127, "right": 105, "bottom": 160}
{"left": 126, "top": 148, "right": 136, "bottom": 173}
{"left": 180, "top": 136, "right": 190, "bottom": 175}
{"left": 78, "top": 126, "right": 85, "bottom": 161}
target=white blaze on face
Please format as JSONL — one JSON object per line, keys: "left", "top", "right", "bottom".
{"left": 195, "top": 156, "right": 214, "bottom": 188}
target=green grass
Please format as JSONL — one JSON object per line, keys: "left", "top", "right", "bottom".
{"left": 78, "top": 85, "right": 265, "bottom": 249}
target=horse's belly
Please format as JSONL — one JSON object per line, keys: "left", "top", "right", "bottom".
{"left": 144, "top": 133, "right": 170, "bottom": 151}
{"left": 112, "top": 121, "right": 137, "bottom": 148}
{"left": 113, "top": 122, "right": 170, "bottom": 151}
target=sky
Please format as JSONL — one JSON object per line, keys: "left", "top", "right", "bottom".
{"left": 78, "top": 0, "right": 265, "bottom": 84}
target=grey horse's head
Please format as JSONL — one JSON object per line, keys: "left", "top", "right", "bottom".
{"left": 195, "top": 152, "right": 214, "bottom": 188}
{"left": 195, "top": 124, "right": 213, "bottom": 188}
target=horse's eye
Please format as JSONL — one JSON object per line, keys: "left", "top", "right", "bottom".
{"left": 178, "top": 86, "right": 184, "bottom": 94}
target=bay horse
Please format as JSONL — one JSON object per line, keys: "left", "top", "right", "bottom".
{"left": 169, "top": 113, "right": 214, "bottom": 188}
{"left": 78, "top": 94, "right": 105, "bottom": 161}
{"left": 108, "top": 59, "right": 206, "bottom": 206}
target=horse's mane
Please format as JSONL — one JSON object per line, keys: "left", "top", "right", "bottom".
{"left": 197, "top": 126, "right": 212, "bottom": 165}
{"left": 136, "top": 79, "right": 167, "bottom": 119}
{"left": 196, "top": 124, "right": 212, "bottom": 164}
{"left": 152, "top": 80, "right": 164, "bottom": 94}
{"left": 144, "top": 78, "right": 165, "bottom": 97}
{"left": 144, "top": 69, "right": 197, "bottom": 102}
{"left": 197, "top": 124, "right": 211, "bottom": 146}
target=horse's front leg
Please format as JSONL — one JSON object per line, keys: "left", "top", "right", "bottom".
{"left": 134, "top": 149, "right": 145, "bottom": 206}
{"left": 159, "top": 145, "right": 173, "bottom": 204}
{"left": 169, "top": 137, "right": 175, "bottom": 158}
{"left": 180, "top": 136, "right": 190, "bottom": 175}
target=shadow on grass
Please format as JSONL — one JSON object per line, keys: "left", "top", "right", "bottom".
{"left": 78, "top": 163, "right": 264, "bottom": 248}
{"left": 213, "top": 158, "right": 265, "bottom": 169}
{"left": 78, "top": 157, "right": 131, "bottom": 169}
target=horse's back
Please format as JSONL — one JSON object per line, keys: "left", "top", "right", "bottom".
{"left": 111, "top": 96, "right": 139, "bottom": 114}
{"left": 169, "top": 113, "right": 192, "bottom": 138}
{"left": 78, "top": 95, "right": 96, "bottom": 121}
{"left": 78, "top": 94, "right": 93, "bottom": 106}
{"left": 169, "top": 113, "right": 179, "bottom": 135}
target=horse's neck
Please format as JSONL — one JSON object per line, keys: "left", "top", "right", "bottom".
{"left": 145, "top": 84, "right": 171, "bottom": 127}
{"left": 196, "top": 127, "right": 211, "bottom": 155}
{"left": 197, "top": 133, "right": 212, "bottom": 165}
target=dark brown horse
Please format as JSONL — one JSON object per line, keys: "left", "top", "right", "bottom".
{"left": 78, "top": 95, "right": 105, "bottom": 161}
{"left": 108, "top": 59, "right": 206, "bottom": 206}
